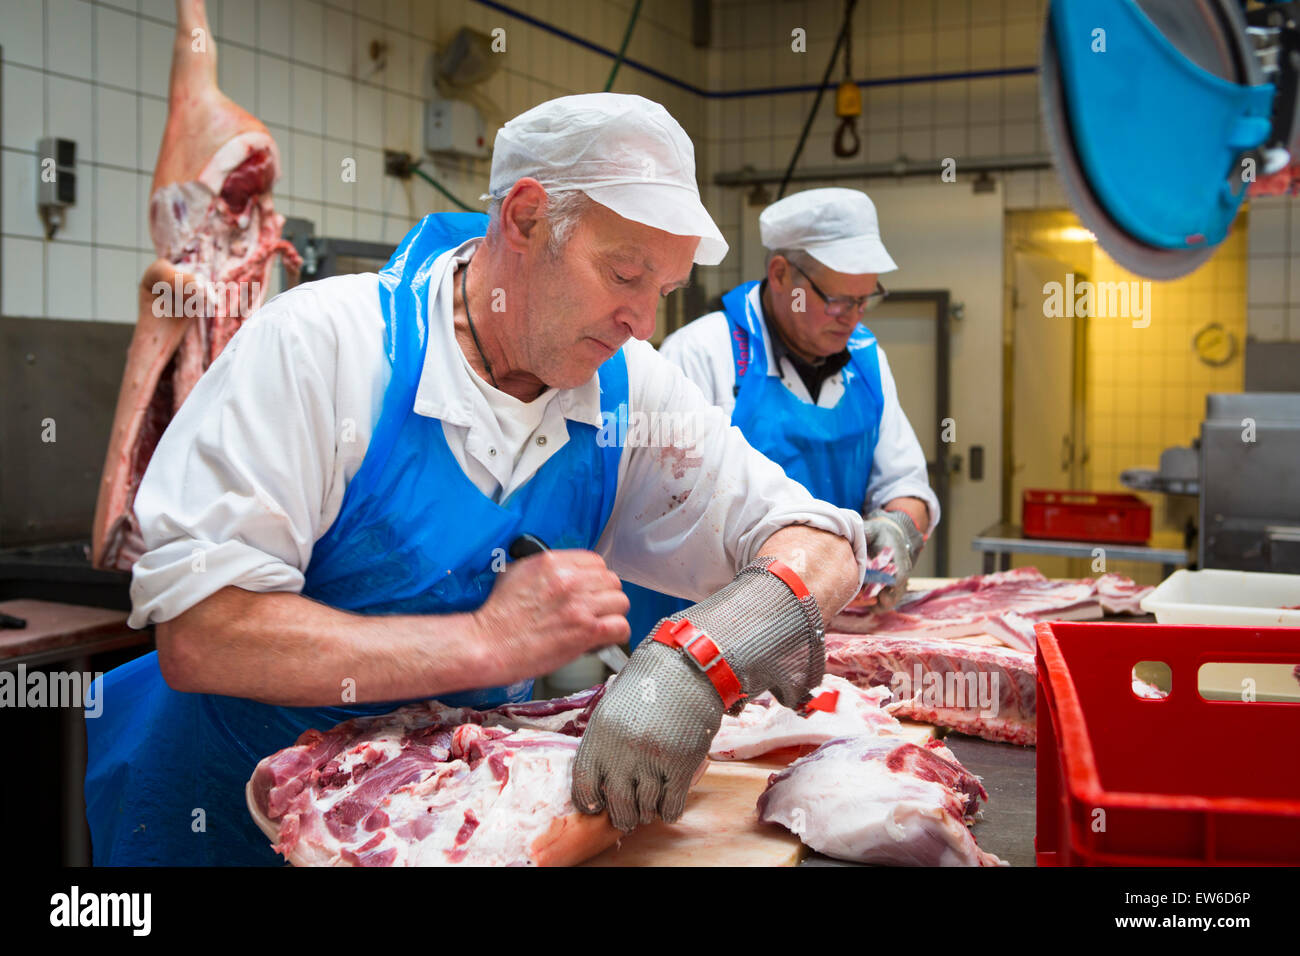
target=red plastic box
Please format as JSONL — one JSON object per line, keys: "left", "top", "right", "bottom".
{"left": 1036, "top": 620, "right": 1300, "bottom": 866}
{"left": 1022, "top": 489, "right": 1151, "bottom": 544}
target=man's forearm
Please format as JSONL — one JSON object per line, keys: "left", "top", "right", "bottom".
{"left": 157, "top": 586, "right": 500, "bottom": 707}
{"left": 755, "top": 525, "right": 860, "bottom": 626}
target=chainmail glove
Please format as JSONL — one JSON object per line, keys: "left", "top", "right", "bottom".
{"left": 572, "top": 557, "right": 825, "bottom": 832}
{"left": 863, "top": 509, "right": 924, "bottom": 611}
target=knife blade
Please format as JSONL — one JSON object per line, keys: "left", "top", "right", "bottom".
{"left": 862, "top": 568, "right": 897, "bottom": 588}
{"left": 506, "top": 534, "right": 629, "bottom": 673}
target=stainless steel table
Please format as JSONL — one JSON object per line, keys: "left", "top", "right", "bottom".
{"left": 971, "top": 521, "right": 1190, "bottom": 578}
{"left": 945, "top": 735, "right": 1036, "bottom": 866}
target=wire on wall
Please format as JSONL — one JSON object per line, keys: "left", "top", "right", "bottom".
{"left": 777, "top": 0, "right": 858, "bottom": 199}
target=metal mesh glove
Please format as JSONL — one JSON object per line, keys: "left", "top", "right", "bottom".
{"left": 572, "top": 557, "right": 825, "bottom": 831}
{"left": 864, "top": 509, "right": 923, "bottom": 611}
{"left": 668, "top": 556, "right": 826, "bottom": 713}
{"left": 571, "top": 639, "right": 722, "bottom": 831}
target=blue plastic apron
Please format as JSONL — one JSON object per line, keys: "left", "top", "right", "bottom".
{"left": 625, "top": 280, "right": 885, "bottom": 646}
{"left": 84, "top": 212, "right": 629, "bottom": 866}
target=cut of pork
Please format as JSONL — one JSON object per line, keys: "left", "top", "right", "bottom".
{"left": 246, "top": 688, "right": 620, "bottom": 867}
{"left": 1095, "top": 573, "right": 1154, "bottom": 614}
{"left": 832, "top": 567, "right": 1153, "bottom": 652}
{"left": 708, "top": 674, "right": 901, "bottom": 760}
{"left": 826, "top": 634, "right": 1037, "bottom": 745}
{"left": 757, "top": 736, "right": 1005, "bottom": 866}
{"left": 92, "top": 0, "right": 301, "bottom": 570}
{"left": 841, "top": 547, "right": 898, "bottom": 610}
{"left": 1132, "top": 674, "right": 1169, "bottom": 699}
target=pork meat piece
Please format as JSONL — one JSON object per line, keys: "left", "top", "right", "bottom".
{"left": 1132, "top": 674, "right": 1169, "bottom": 699}
{"left": 1094, "top": 573, "right": 1154, "bottom": 614}
{"left": 826, "top": 634, "right": 1037, "bottom": 745}
{"left": 841, "top": 547, "right": 898, "bottom": 610}
{"left": 92, "top": 0, "right": 301, "bottom": 570}
{"left": 247, "top": 688, "right": 620, "bottom": 867}
{"left": 709, "top": 674, "right": 902, "bottom": 760}
{"left": 832, "top": 567, "right": 1153, "bottom": 652}
{"left": 757, "top": 736, "right": 1006, "bottom": 866}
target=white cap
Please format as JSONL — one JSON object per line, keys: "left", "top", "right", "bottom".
{"left": 487, "top": 93, "right": 728, "bottom": 265}
{"left": 759, "top": 188, "right": 897, "bottom": 274}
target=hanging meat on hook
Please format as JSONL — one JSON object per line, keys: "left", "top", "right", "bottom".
{"left": 92, "top": 0, "right": 302, "bottom": 570}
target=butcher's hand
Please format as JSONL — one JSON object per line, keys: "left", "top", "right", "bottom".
{"left": 474, "top": 550, "right": 630, "bottom": 681}
{"left": 863, "top": 509, "right": 924, "bottom": 611}
{"left": 572, "top": 557, "right": 825, "bottom": 832}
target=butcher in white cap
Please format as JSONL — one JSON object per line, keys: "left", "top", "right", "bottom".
{"left": 640, "top": 188, "right": 939, "bottom": 633}
{"left": 88, "top": 94, "right": 875, "bottom": 865}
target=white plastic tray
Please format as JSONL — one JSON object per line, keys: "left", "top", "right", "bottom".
{"left": 1140, "top": 569, "right": 1300, "bottom": 626}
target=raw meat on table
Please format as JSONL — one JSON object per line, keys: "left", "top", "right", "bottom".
{"left": 842, "top": 546, "right": 898, "bottom": 610}
{"left": 826, "top": 635, "right": 1037, "bottom": 745}
{"left": 833, "top": 567, "right": 1153, "bottom": 652}
{"left": 1132, "top": 674, "right": 1169, "bottom": 700}
{"left": 709, "top": 674, "right": 902, "bottom": 760}
{"left": 92, "top": 0, "right": 301, "bottom": 570}
{"left": 1093, "top": 573, "right": 1155, "bottom": 614}
{"left": 247, "top": 686, "right": 620, "bottom": 867}
{"left": 757, "top": 735, "right": 1005, "bottom": 866}
{"left": 823, "top": 568, "right": 1150, "bottom": 743}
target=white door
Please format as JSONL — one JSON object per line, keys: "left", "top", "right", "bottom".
{"left": 868, "top": 182, "right": 1004, "bottom": 577}
{"left": 867, "top": 302, "right": 940, "bottom": 579}
{"left": 1011, "top": 251, "right": 1083, "bottom": 577}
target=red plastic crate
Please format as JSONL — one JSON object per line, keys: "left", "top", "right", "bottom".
{"left": 1022, "top": 489, "right": 1151, "bottom": 544}
{"left": 1035, "top": 620, "right": 1300, "bottom": 866}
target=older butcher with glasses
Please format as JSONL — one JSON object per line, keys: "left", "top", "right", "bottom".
{"left": 626, "top": 188, "right": 940, "bottom": 638}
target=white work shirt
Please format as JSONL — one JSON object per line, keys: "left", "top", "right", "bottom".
{"left": 128, "top": 239, "right": 871, "bottom": 628}
{"left": 658, "top": 283, "right": 940, "bottom": 536}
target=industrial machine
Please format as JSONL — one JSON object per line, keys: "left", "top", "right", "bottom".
{"left": 1198, "top": 392, "right": 1300, "bottom": 572}
{"left": 1119, "top": 394, "right": 1300, "bottom": 573}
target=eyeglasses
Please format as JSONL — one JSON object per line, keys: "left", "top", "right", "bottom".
{"left": 790, "top": 262, "right": 888, "bottom": 316}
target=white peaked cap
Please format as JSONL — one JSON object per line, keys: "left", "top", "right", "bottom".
{"left": 487, "top": 93, "right": 728, "bottom": 265}
{"left": 759, "top": 188, "right": 897, "bottom": 274}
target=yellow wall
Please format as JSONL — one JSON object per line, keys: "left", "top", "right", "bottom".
{"left": 1084, "top": 213, "right": 1248, "bottom": 582}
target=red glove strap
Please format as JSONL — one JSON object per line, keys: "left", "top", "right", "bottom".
{"left": 763, "top": 558, "right": 811, "bottom": 601}
{"left": 650, "top": 618, "right": 747, "bottom": 710}
{"left": 801, "top": 689, "right": 839, "bottom": 715}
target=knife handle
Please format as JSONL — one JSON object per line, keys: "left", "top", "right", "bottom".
{"left": 508, "top": 534, "right": 549, "bottom": 560}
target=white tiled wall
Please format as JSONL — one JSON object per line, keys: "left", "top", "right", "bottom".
{"left": 4, "top": 0, "right": 1059, "bottom": 321}
{"left": 684, "top": 0, "right": 1055, "bottom": 564}
{"left": 700, "top": 0, "right": 1052, "bottom": 301}
{"left": 1245, "top": 196, "right": 1300, "bottom": 341}
{"left": 1, "top": 0, "right": 699, "bottom": 320}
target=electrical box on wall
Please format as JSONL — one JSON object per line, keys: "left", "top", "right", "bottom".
{"left": 424, "top": 97, "right": 489, "bottom": 159}
{"left": 36, "top": 137, "right": 78, "bottom": 239}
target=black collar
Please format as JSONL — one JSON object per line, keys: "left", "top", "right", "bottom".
{"left": 757, "top": 280, "right": 851, "bottom": 403}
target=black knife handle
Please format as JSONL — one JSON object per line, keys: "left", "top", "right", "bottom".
{"left": 508, "top": 534, "right": 549, "bottom": 560}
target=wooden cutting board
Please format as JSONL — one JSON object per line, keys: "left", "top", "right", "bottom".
{"left": 581, "top": 760, "right": 804, "bottom": 866}
{"left": 582, "top": 721, "right": 934, "bottom": 866}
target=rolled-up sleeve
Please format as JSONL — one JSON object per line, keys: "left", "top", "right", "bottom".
{"left": 598, "top": 341, "right": 870, "bottom": 600}
{"left": 865, "top": 348, "right": 941, "bottom": 536}
{"left": 128, "top": 279, "right": 380, "bottom": 627}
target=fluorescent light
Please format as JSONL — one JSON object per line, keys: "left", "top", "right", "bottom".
{"left": 1055, "top": 226, "right": 1097, "bottom": 243}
